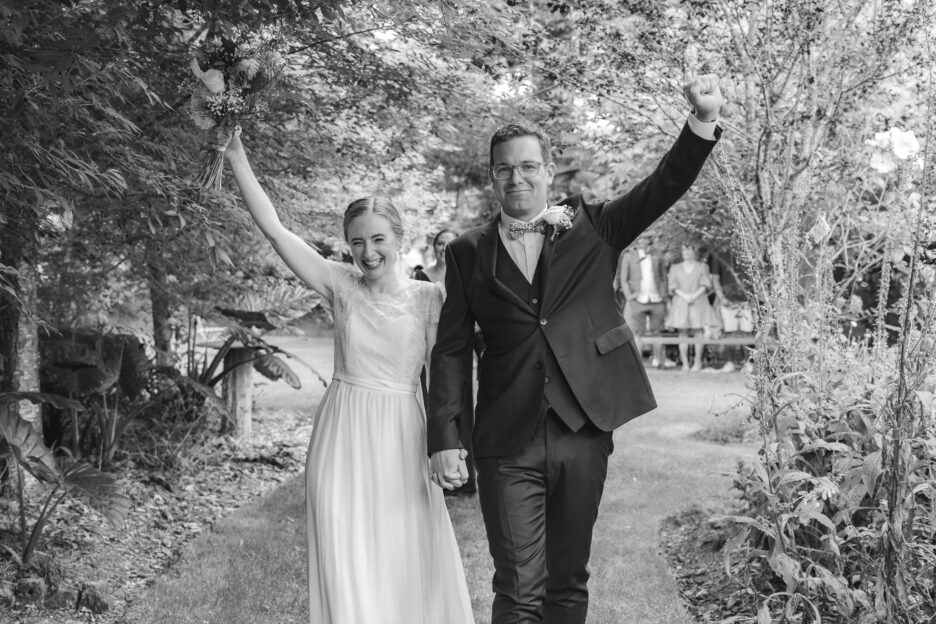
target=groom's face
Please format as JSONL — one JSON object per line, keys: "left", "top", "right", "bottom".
{"left": 490, "top": 136, "right": 555, "bottom": 221}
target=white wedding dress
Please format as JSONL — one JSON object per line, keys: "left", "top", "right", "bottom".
{"left": 305, "top": 262, "right": 474, "bottom": 624}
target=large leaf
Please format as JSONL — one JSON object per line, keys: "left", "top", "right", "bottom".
{"left": 0, "top": 404, "right": 62, "bottom": 484}
{"left": 221, "top": 280, "right": 324, "bottom": 328}
{"left": 0, "top": 391, "right": 84, "bottom": 411}
{"left": 253, "top": 354, "right": 301, "bottom": 389}
{"left": 768, "top": 548, "right": 803, "bottom": 593}
{"left": 40, "top": 331, "right": 152, "bottom": 400}
{"left": 115, "top": 334, "right": 152, "bottom": 400}
{"left": 61, "top": 459, "right": 130, "bottom": 529}
{"left": 41, "top": 333, "right": 119, "bottom": 397}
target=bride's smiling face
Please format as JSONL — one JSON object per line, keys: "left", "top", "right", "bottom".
{"left": 347, "top": 214, "right": 400, "bottom": 279}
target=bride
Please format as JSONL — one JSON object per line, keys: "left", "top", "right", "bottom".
{"left": 223, "top": 130, "right": 474, "bottom": 624}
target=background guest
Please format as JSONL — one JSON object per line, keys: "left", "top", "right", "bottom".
{"left": 615, "top": 233, "right": 668, "bottom": 368}
{"left": 668, "top": 242, "right": 717, "bottom": 371}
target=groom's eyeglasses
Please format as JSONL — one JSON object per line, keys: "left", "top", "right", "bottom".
{"left": 490, "top": 161, "right": 544, "bottom": 180}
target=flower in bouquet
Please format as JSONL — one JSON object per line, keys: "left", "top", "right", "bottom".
{"left": 184, "top": 33, "right": 284, "bottom": 190}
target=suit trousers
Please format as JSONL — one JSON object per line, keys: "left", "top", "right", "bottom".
{"left": 476, "top": 409, "right": 614, "bottom": 624}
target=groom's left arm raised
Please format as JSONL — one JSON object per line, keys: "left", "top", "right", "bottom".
{"left": 590, "top": 74, "right": 723, "bottom": 249}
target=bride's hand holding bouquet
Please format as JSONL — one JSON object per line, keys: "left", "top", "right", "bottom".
{"left": 185, "top": 33, "right": 283, "bottom": 190}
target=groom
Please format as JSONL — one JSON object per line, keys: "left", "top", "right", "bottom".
{"left": 428, "top": 75, "right": 723, "bottom": 623}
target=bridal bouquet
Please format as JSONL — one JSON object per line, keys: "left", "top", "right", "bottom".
{"left": 185, "top": 34, "right": 283, "bottom": 190}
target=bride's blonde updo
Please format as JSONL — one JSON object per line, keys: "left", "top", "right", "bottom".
{"left": 343, "top": 197, "right": 405, "bottom": 241}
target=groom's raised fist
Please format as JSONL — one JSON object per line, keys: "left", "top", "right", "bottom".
{"left": 683, "top": 74, "right": 722, "bottom": 123}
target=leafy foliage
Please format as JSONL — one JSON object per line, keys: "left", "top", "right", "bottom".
{"left": 38, "top": 330, "right": 153, "bottom": 468}
{"left": 679, "top": 1, "right": 936, "bottom": 621}
{"left": 0, "top": 394, "right": 129, "bottom": 566}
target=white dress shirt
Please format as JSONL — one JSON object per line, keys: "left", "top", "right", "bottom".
{"left": 497, "top": 115, "right": 717, "bottom": 284}
{"left": 498, "top": 206, "right": 548, "bottom": 283}
{"left": 636, "top": 250, "right": 663, "bottom": 303}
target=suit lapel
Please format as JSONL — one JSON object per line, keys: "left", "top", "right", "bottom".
{"left": 538, "top": 228, "right": 557, "bottom": 305}
{"left": 479, "top": 218, "right": 535, "bottom": 314}
{"left": 539, "top": 205, "right": 585, "bottom": 306}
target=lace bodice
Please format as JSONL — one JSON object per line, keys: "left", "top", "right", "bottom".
{"left": 328, "top": 262, "right": 443, "bottom": 386}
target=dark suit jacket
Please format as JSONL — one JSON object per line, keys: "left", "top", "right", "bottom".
{"left": 615, "top": 249, "right": 667, "bottom": 300}
{"left": 428, "top": 123, "right": 719, "bottom": 458}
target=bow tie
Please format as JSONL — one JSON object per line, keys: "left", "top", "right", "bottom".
{"left": 507, "top": 219, "right": 548, "bottom": 240}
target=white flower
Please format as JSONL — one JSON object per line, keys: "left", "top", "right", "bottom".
{"left": 866, "top": 130, "right": 892, "bottom": 151}
{"left": 849, "top": 294, "right": 864, "bottom": 316}
{"left": 542, "top": 206, "right": 569, "bottom": 225}
{"left": 542, "top": 205, "right": 574, "bottom": 240}
{"left": 235, "top": 58, "right": 261, "bottom": 80}
{"left": 867, "top": 127, "right": 920, "bottom": 165}
{"left": 806, "top": 212, "right": 831, "bottom": 244}
{"left": 870, "top": 151, "right": 897, "bottom": 174}
{"left": 191, "top": 109, "right": 217, "bottom": 130}
{"left": 188, "top": 91, "right": 218, "bottom": 129}
{"left": 190, "top": 58, "right": 225, "bottom": 94}
{"left": 200, "top": 69, "right": 225, "bottom": 94}
{"left": 814, "top": 477, "right": 839, "bottom": 501}
{"left": 890, "top": 128, "right": 920, "bottom": 160}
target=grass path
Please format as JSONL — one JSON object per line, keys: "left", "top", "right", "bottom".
{"left": 123, "top": 335, "right": 755, "bottom": 623}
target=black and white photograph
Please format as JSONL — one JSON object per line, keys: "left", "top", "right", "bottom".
{"left": 1, "top": 1, "right": 934, "bottom": 623}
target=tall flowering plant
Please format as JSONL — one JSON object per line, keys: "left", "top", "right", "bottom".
{"left": 185, "top": 34, "right": 283, "bottom": 190}
{"left": 712, "top": 118, "right": 936, "bottom": 622}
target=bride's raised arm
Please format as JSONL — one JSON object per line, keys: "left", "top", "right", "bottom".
{"left": 224, "top": 133, "right": 334, "bottom": 301}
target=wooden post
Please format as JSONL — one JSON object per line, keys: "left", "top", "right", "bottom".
{"left": 223, "top": 347, "right": 255, "bottom": 439}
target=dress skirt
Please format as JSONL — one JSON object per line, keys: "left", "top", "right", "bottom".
{"left": 305, "top": 372, "right": 474, "bottom": 624}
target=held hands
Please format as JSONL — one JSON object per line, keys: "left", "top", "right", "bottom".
{"left": 683, "top": 74, "right": 723, "bottom": 123}
{"left": 429, "top": 448, "right": 469, "bottom": 490}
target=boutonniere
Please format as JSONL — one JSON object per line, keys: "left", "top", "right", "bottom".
{"left": 542, "top": 205, "right": 575, "bottom": 241}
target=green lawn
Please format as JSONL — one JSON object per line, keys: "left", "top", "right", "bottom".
{"left": 123, "top": 369, "right": 754, "bottom": 624}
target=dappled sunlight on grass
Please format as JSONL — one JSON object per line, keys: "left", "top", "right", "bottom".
{"left": 121, "top": 369, "right": 753, "bottom": 624}
{"left": 124, "top": 477, "right": 308, "bottom": 624}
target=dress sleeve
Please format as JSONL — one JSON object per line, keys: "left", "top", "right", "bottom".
{"left": 326, "top": 261, "right": 357, "bottom": 306}
{"left": 421, "top": 282, "right": 444, "bottom": 324}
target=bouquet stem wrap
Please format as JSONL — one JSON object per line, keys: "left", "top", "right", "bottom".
{"left": 194, "top": 125, "right": 235, "bottom": 191}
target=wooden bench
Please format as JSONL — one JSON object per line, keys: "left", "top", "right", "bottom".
{"left": 638, "top": 334, "right": 771, "bottom": 348}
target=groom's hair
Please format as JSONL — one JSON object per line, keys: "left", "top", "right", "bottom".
{"left": 489, "top": 124, "right": 552, "bottom": 164}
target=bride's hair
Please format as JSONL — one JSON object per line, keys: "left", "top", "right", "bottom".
{"left": 343, "top": 196, "right": 404, "bottom": 241}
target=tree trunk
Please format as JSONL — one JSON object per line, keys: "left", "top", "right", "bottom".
{"left": 146, "top": 246, "right": 175, "bottom": 368}
{"left": 0, "top": 204, "right": 30, "bottom": 495}
{"left": 0, "top": 285, "right": 18, "bottom": 495}
{"left": 15, "top": 261, "right": 40, "bottom": 424}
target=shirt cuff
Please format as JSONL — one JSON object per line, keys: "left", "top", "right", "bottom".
{"left": 687, "top": 113, "right": 718, "bottom": 141}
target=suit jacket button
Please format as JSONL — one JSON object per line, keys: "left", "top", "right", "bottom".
{"left": 539, "top": 318, "right": 548, "bottom": 326}
{"left": 544, "top": 376, "right": 551, "bottom": 384}
{"left": 531, "top": 298, "right": 539, "bottom": 304}
{"left": 535, "top": 362, "right": 543, "bottom": 369}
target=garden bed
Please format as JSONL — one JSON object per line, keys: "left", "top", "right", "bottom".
{"left": 0, "top": 407, "right": 311, "bottom": 624}
{"left": 659, "top": 506, "right": 758, "bottom": 624}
